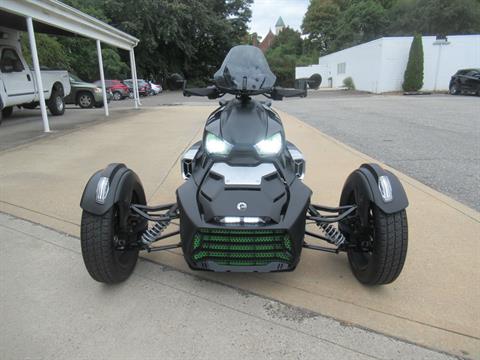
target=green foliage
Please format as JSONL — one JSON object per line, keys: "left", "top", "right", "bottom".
{"left": 332, "top": 0, "right": 388, "bottom": 50}
{"left": 343, "top": 77, "right": 355, "bottom": 90}
{"left": 387, "top": 0, "right": 480, "bottom": 36}
{"left": 21, "top": 34, "right": 71, "bottom": 71}
{"left": 266, "top": 48, "right": 297, "bottom": 87}
{"left": 270, "top": 27, "right": 303, "bottom": 56}
{"left": 18, "top": 0, "right": 252, "bottom": 84}
{"left": 302, "top": 0, "right": 341, "bottom": 53}
{"left": 402, "top": 34, "right": 424, "bottom": 91}
{"left": 302, "top": 0, "right": 480, "bottom": 55}
{"left": 101, "top": 0, "right": 253, "bottom": 81}
{"left": 265, "top": 27, "right": 316, "bottom": 87}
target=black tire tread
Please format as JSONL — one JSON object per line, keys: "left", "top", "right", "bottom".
{"left": 348, "top": 207, "right": 408, "bottom": 285}
{"left": 372, "top": 208, "right": 408, "bottom": 284}
{"left": 47, "top": 88, "right": 65, "bottom": 116}
{"left": 81, "top": 210, "right": 138, "bottom": 283}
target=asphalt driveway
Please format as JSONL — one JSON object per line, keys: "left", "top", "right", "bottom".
{"left": 275, "top": 92, "right": 480, "bottom": 211}
{"left": 4, "top": 90, "right": 475, "bottom": 210}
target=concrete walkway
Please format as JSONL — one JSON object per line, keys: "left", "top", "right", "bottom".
{"left": 0, "top": 213, "right": 454, "bottom": 360}
{"left": 0, "top": 106, "right": 478, "bottom": 358}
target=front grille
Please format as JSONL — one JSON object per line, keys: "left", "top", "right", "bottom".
{"left": 192, "top": 228, "right": 293, "bottom": 267}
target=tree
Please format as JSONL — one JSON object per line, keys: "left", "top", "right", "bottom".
{"left": 103, "top": 0, "right": 252, "bottom": 82}
{"left": 266, "top": 48, "right": 297, "bottom": 87}
{"left": 22, "top": 0, "right": 253, "bottom": 84}
{"left": 388, "top": 0, "right": 480, "bottom": 36}
{"left": 333, "top": 0, "right": 388, "bottom": 50}
{"left": 402, "top": 34, "right": 424, "bottom": 92}
{"left": 270, "top": 27, "right": 303, "bottom": 56}
{"left": 266, "top": 27, "right": 304, "bottom": 87}
{"left": 302, "top": 0, "right": 480, "bottom": 55}
{"left": 21, "top": 34, "right": 71, "bottom": 71}
{"left": 302, "top": 0, "right": 341, "bottom": 53}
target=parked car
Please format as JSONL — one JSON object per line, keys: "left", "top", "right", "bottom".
{"left": 149, "top": 81, "right": 162, "bottom": 95}
{"left": 123, "top": 79, "right": 150, "bottom": 97}
{"left": 449, "top": 69, "right": 480, "bottom": 96}
{"left": 0, "top": 27, "right": 71, "bottom": 124}
{"left": 65, "top": 74, "right": 112, "bottom": 108}
{"left": 94, "top": 79, "right": 129, "bottom": 101}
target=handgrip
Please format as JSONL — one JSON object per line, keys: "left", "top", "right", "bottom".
{"left": 183, "top": 86, "right": 220, "bottom": 99}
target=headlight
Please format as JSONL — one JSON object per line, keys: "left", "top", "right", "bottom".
{"left": 94, "top": 87, "right": 102, "bottom": 93}
{"left": 205, "top": 133, "right": 232, "bottom": 155}
{"left": 255, "top": 132, "right": 282, "bottom": 156}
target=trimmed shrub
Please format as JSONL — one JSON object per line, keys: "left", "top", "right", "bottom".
{"left": 343, "top": 76, "right": 355, "bottom": 90}
{"left": 402, "top": 35, "right": 424, "bottom": 92}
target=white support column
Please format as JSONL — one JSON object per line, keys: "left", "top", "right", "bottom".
{"left": 96, "top": 40, "right": 109, "bottom": 116}
{"left": 129, "top": 49, "right": 139, "bottom": 108}
{"left": 26, "top": 17, "right": 50, "bottom": 132}
{"left": 131, "top": 49, "right": 141, "bottom": 105}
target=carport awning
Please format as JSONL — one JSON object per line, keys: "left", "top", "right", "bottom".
{"left": 0, "top": 0, "right": 138, "bottom": 50}
{"left": 1, "top": 0, "right": 141, "bottom": 132}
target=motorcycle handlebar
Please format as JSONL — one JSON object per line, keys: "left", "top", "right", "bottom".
{"left": 182, "top": 83, "right": 307, "bottom": 101}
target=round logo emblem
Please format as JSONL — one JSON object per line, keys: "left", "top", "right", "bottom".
{"left": 237, "top": 202, "right": 248, "bottom": 211}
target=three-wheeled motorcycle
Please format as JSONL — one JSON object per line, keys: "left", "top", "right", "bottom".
{"left": 80, "top": 45, "right": 408, "bottom": 285}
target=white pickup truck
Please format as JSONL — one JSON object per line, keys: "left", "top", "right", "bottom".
{"left": 0, "top": 27, "right": 71, "bottom": 125}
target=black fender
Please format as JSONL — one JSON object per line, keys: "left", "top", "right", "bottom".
{"left": 340, "top": 163, "right": 408, "bottom": 227}
{"left": 80, "top": 163, "right": 147, "bottom": 232}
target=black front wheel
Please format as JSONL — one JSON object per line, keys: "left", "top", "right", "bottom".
{"left": 81, "top": 207, "right": 139, "bottom": 284}
{"left": 347, "top": 205, "right": 408, "bottom": 285}
{"left": 449, "top": 82, "right": 460, "bottom": 95}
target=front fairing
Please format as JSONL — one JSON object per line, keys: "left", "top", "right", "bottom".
{"left": 176, "top": 98, "right": 311, "bottom": 272}
{"left": 203, "top": 99, "right": 284, "bottom": 164}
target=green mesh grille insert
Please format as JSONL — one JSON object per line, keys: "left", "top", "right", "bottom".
{"left": 192, "top": 228, "right": 293, "bottom": 266}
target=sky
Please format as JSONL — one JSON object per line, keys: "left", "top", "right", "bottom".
{"left": 249, "top": 0, "right": 310, "bottom": 39}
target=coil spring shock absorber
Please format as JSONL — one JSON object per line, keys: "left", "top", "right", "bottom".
{"left": 317, "top": 223, "right": 345, "bottom": 247}
{"left": 141, "top": 220, "right": 170, "bottom": 245}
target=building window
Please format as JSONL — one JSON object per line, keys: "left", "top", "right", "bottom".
{"left": 337, "top": 62, "right": 346, "bottom": 75}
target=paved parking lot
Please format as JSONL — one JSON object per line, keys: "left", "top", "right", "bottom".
{"left": 1, "top": 91, "right": 478, "bottom": 211}
{"left": 276, "top": 91, "right": 480, "bottom": 211}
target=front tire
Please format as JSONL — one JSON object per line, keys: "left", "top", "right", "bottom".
{"left": 81, "top": 207, "right": 139, "bottom": 283}
{"left": 78, "top": 92, "right": 94, "bottom": 108}
{"left": 449, "top": 82, "right": 460, "bottom": 95}
{"left": 113, "top": 91, "right": 122, "bottom": 101}
{"left": 347, "top": 206, "right": 408, "bottom": 285}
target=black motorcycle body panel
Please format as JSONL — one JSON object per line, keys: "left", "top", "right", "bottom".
{"left": 177, "top": 98, "right": 312, "bottom": 272}
{"left": 339, "top": 163, "right": 408, "bottom": 230}
{"left": 80, "top": 163, "right": 147, "bottom": 233}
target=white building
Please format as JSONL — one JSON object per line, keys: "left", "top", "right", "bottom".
{"left": 296, "top": 35, "right": 480, "bottom": 93}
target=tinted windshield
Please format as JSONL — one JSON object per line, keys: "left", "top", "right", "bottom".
{"left": 214, "top": 45, "right": 276, "bottom": 93}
